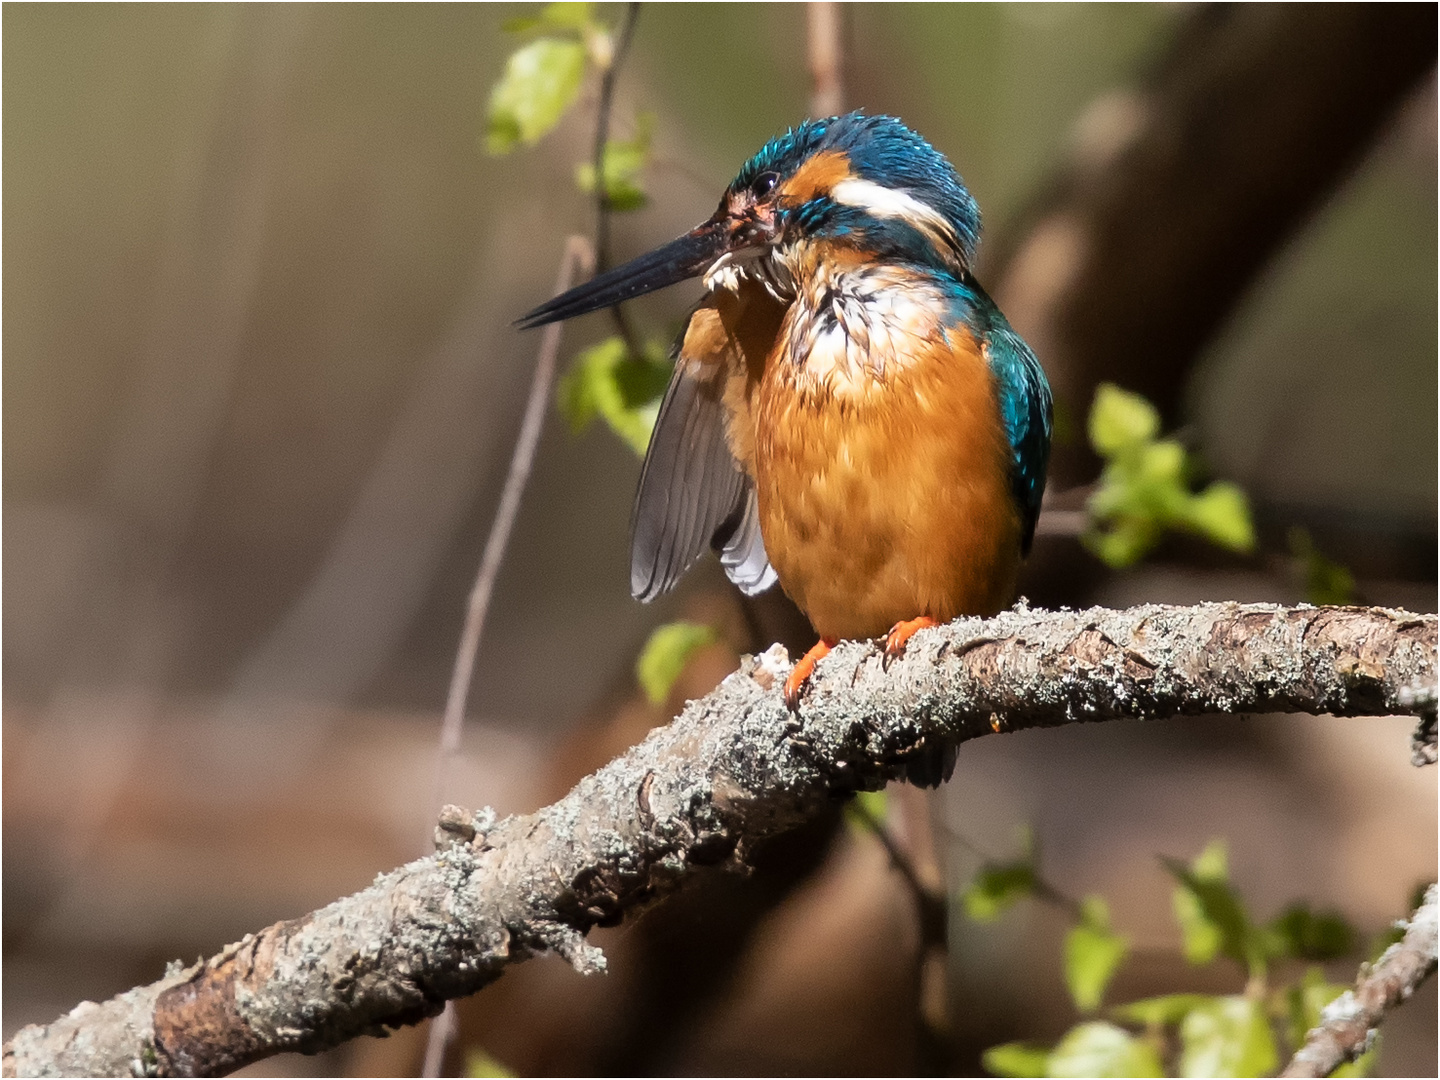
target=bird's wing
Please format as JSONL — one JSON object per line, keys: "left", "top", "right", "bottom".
{"left": 983, "top": 319, "right": 1053, "bottom": 555}
{"left": 630, "top": 282, "right": 785, "bottom": 601}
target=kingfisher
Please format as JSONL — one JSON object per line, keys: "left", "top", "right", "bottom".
{"left": 521, "top": 113, "right": 1052, "bottom": 715}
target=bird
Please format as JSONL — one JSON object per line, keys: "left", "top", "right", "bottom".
{"left": 521, "top": 112, "right": 1052, "bottom": 728}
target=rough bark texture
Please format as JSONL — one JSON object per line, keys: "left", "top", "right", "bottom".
{"left": 1283, "top": 884, "right": 1439, "bottom": 1078}
{"left": 5, "top": 602, "right": 1435, "bottom": 1078}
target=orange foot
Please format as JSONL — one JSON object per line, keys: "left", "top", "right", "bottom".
{"left": 783, "top": 638, "right": 837, "bottom": 711}
{"left": 884, "top": 616, "right": 938, "bottom": 666}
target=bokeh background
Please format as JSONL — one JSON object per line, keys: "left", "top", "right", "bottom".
{"left": 4, "top": 4, "right": 1436, "bottom": 1075}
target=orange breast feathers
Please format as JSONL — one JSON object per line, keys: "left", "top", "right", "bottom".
{"left": 751, "top": 301, "right": 1022, "bottom": 641}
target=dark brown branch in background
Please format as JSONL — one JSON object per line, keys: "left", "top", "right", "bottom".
{"left": 1282, "top": 884, "right": 1439, "bottom": 1078}
{"left": 985, "top": 3, "right": 1436, "bottom": 490}
{"left": 5, "top": 603, "right": 1433, "bottom": 1078}
{"left": 851, "top": 790, "right": 952, "bottom": 1072}
{"left": 807, "top": 2, "right": 843, "bottom": 118}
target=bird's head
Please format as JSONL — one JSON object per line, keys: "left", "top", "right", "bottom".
{"left": 519, "top": 112, "right": 980, "bottom": 329}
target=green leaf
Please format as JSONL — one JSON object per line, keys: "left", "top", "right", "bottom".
{"left": 1089, "top": 383, "right": 1160, "bottom": 456}
{"left": 1066, "top": 896, "right": 1129, "bottom": 1012}
{"left": 1112, "top": 993, "right": 1216, "bottom": 1029}
{"left": 1177, "top": 995, "right": 1278, "bottom": 1078}
{"left": 1165, "top": 840, "right": 1262, "bottom": 974}
{"left": 1185, "top": 481, "right": 1256, "bottom": 554}
{"left": 556, "top": 336, "right": 671, "bottom": 455}
{"left": 1083, "top": 384, "right": 1257, "bottom": 568}
{"left": 1191, "top": 839, "right": 1228, "bottom": 880}
{"left": 1047, "top": 1022, "right": 1164, "bottom": 1078}
{"left": 636, "top": 621, "right": 717, "bottom": 705}
{"left": 575, "top": 115, "right": 654, "bottom": 211}
{"left": 1082, "top": 515, "right": 1161, "bottom": 569}
{"left": 1287, "top": 527, "right": 1356, "bottom": 605}
{"left": 466, "top": 1048, "right": 515, "bottom": 1077}
{"left": 1171, "top": 883, "right": 1223, "bottom": 965}
{"left": 1283, "top": 966, "right": 1351, "bottom": 1051}
{"left": 576, "top": 166, "right": 647, "bottom": 211}
{"left": 1133, "top": 439, "right": 1189, "bottom": 500}
{"left": 963, "top": 862, "right": 1037, "bottom": 923}
{"left": 486, "top": 38, "right": 587, "bottom": 154}
{"left": 1082, "top": 439, "right": 1189, "bottom": 569}
{"left": 612, "top": 345, "right": 671, "bottom": 408}
{"left": 502, "top": 2, "right": 596, "bottom": 34}
{"left": 1332, "top": 1045, "right": 1378, "bottom": 1078}
{"left": 962, "top": 826, "right": 1038, "bottom": 921}
{"left": 844, "top": 788, "right": 889, "bottom": 837}
{"left": 1268, "top": 903, "right": 1356, "bottom": 962}
{"left": 983, "top": 1042, "right": 1052, "bottom": 1078}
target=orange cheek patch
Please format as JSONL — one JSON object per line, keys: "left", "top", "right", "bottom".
{"left": 781, "top": 149, "right": 852, "bottom": 203}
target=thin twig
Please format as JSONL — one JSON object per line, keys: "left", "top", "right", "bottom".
{"left": 851, "top": 792, "right": 952, "bottom": 1072}
{"left": 429, "top": 233, "right": 593, "bottom": 771}
{"left": 424, "top": 12, "right": 645, "bottom": 1073}
{"left": 1282, "top": 883, "right": 1439, "bottom": 1077}
{"left": 431, "top": 234, "right": 594, "bottom": 771}
{"left": 892, "top": 785, "right": 952, "bottom": 1073}
{"left": 806, "top": 2, "right": 843, "bottom": 117}
{"left": 591, "top": 1, "right": 640, "bottom": 271}
{"left": 934, "top": 818, "right": 1086, "bottom": 919}
{"left": 422, "top": 234, "right": 594, "bottom": 1079}
{"left": 593, "top": 2, "right": 643, "bottom": 355}
{"left": 849, "top": 797, "right": 943, "bottom": 916}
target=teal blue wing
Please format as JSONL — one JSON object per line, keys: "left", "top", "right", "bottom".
{"left": 982, "top": 313, "right": 1052, "bottom": 555}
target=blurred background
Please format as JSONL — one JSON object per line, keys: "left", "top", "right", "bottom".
{"left": 4, "top": 4, "right": 1435, "bottom": 1076}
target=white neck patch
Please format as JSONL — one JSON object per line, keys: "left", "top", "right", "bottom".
{"left": 784, "top": 261, "right": 949, "bottom": 398}
{"left": 829, "top": 177, "right": 963, "bottom": 268}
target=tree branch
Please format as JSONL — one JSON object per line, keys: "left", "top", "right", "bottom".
{"left": 1282, "top": 884, "right": 1439, "bottom": 1078}
{"left": 5, "top": 603, "right": 1434, "bottom": 1078}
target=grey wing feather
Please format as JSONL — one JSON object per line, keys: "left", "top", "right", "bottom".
{"left": 717, "top": 487, "right": 778, "bottom": 595}
{"left": 630, "top": 338, "right": 775, "bottom": 601}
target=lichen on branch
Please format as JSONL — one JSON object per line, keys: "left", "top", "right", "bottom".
{"left": 4, "top": 602, "right": 1434, "bottom": 1078}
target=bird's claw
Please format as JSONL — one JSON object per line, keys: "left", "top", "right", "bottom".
{"left": 784, "top": 639, "right": 835, "bottom": 711}
{"left": 883, "top": 616, "right": 938, "bottom": 669}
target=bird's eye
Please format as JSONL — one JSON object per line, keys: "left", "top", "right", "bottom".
{"left": 750, "top": 172, "right": 779, "bottom": 198}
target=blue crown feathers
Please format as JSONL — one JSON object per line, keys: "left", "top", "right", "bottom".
{"left": 729, "top": 113, "right": 982, "bottom": 268}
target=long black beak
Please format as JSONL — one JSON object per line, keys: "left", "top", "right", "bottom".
{"left": 517, "top": 219, "right": 733, "bottom": 330}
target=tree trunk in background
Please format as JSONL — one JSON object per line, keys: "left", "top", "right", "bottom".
{"left": 986, "top": 3, "right": 1436, "bottom": 607}
{"left": 985, "top": 3, "right": 1437, "bottom": 489}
